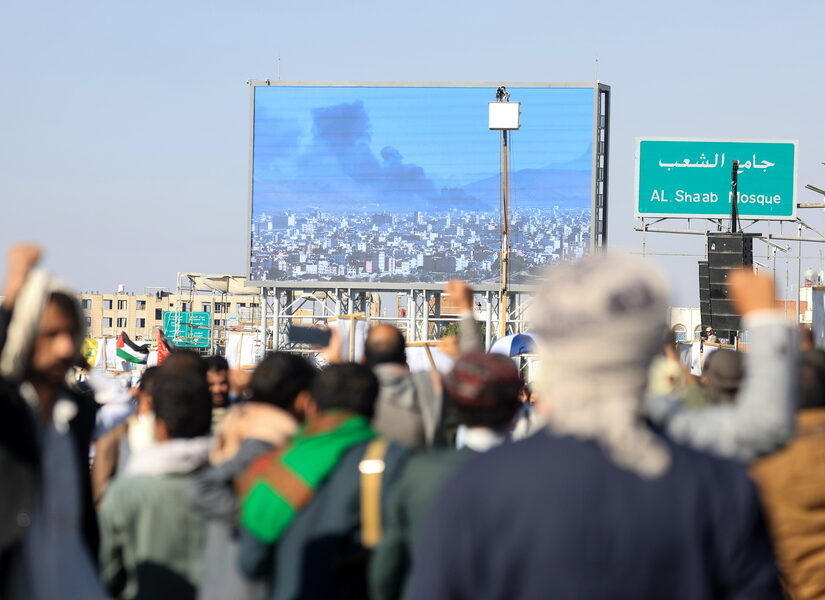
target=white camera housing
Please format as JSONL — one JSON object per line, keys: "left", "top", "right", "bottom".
{"left": 488, "top": 102, "right": 521, "bottom": 130}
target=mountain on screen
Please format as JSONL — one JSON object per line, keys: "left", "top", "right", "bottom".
{"left": 252, "top": 100, "right": 592, "bottom": 215}
{"left": 458, "top": 149, "right": 592, "bottom": 210}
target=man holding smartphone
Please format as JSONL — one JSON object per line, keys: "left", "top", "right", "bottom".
{"left": 367, "top": 280, "right": 482, "bottom": 450}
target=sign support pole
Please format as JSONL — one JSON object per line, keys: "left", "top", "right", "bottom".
{"left": 798, "top": 222, "right": 803, "bottom": 324}
{"left": 730, "top": 160, "right": 740, "bottom": 233}
{"left": 260, "top": 287, "right": 268, "bottom": 356}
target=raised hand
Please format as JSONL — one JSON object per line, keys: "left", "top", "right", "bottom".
{"left": 2, "top": 243, "right": 42, "bottom": 309}
{"left": 444, "top": 279, "right": 474, "bottom": 312}
{"left": 321, "top": 327, "right": 343, "bottom": 364}
{"left": 730, "top": 269, "right": 776, "bottom": 317}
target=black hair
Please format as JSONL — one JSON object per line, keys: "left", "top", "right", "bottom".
{"left": 447, "top": 388, "right": 521, "bottom": 430}
{"left": 138, "top": 366, "right": 159, "bottom": 395}
{"left": 454, "top": 401, "right": 520, "bottom": 429}
{"left": 364, "top": 326, "right": 407, "bottom": 368}
{"left": 249, "top": 352, "right": 316, "bottom": 412}
{"left": 152, "top": 370, "right": 212, "bottom": 438}
{"left": 161, "top": 350, "right": 208, "bottom": 378}
{"left": 205, "top": 355, "right": 229, "bottom": 373}
{"left": 48, "top": 292, "right": 82, "bottom": 337}
{"left": 312, "top": 363, "right": 379, "bottom": 419}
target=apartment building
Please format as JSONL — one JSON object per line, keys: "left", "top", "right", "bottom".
{"left": 78, "top": 291, "right": 261, "bottom": 348}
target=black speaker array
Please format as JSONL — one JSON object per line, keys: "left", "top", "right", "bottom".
{"left": 698, "top": 261, "right": 711, "bottom": 332}
{"left": 701, "top": 233, "right": 754, "bottom": 336}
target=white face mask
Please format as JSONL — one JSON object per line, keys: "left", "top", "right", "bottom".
{"left": 128, "top": 412, "right": 156, "bottom": 451}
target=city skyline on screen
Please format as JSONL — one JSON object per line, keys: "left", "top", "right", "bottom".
{"left": 249, "top": 84, "right": 597, "bottom": 286}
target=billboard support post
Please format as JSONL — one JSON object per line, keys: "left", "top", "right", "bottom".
{"left": 276, "top": 288, "right": 281, "bottom": 352}
{"left": 414, "top": 290, "right": 427, "bottom": 342}
{"left": 593, "top": 85, "right": 610, "bottom": 248}
{"left": 422, "top": 290, "right": 431, "bottom": 341}
{"left": 485, "top": 291, "right": 493, "bottom": 350}
{"left": 406, "top": 294, "right": 415, "bottom": 342}
{"left": 259, "top": 287, "right": 268, "bottom": 357}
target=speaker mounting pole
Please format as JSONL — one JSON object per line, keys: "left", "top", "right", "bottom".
{"left": 730, "top": 160, "right": 740, "bottom": 234}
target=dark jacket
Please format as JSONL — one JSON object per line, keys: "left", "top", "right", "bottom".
{"left": 370, "top": 448, "right": 474, "bottom": 600}
{"left": 238, "top": 441, "right": 409, "bottom": 600}
{"left": 0, "top": 306, "right": 99, "bottom": 582}
{"left": 410, "top": 430, "right": 782, "bottom": 600}
{"left": 371, "top": 313, "right": 483, "bottom": 450}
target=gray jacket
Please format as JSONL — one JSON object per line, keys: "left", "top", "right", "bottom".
{"left": 372, "top": 366, "right": 443, "bottom": 449}
{"left": 186, "top": 439, "right": 274, "bottom": 600}
{"left": 372, "top": 313, "right": 482, "bottom": 449}
{"left": 647, "top": 312, "right": 798, "bottom": 463}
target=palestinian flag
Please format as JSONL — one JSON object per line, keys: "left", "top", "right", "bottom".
{"left": 116, "top": 332, "right": 149, "bottom": 364}
{"left": 157, "top": 328, "right": 175, "bottom": 366}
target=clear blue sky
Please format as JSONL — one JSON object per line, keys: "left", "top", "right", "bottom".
{"left": 2, "top": 0, "right": 823, "bottom": 305}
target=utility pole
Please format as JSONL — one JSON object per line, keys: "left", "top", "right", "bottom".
{"left": 488, "top": 86, "right": 520, "bottom": 339}
{"left": 499, "top": 128, "right": 510, "bottom": 338}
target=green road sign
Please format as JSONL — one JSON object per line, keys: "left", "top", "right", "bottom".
{"left": 163, "top": 311, "right": 212, "bottom": 348}
{"left": 635, "top": 139, "right": 797, "bottom": 220}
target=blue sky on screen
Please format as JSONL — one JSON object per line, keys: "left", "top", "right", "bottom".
{"left": 253, "top": 87, "right": 592, "bottom": 183}
{"left": 252, "top": 85, "right": 593, "bottom": 213}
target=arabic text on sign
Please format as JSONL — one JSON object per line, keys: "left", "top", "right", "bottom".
{"left": 658, "top": 154, "right": 775, "bottom": 173}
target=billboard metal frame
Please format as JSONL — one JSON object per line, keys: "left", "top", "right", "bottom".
{"left": 244, "top": 80, "right": 610, "bottom": 292}
{"left": 256, "top": 286, "right": 537, "bottom": 357}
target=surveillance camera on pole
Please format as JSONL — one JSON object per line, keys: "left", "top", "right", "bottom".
{"left": 489, "top": 87, "right": 520, "bottom": 338}
{"left": 488, "top": 87, "right": 520, "bottom": 131}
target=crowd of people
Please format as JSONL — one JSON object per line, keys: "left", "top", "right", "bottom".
{"left": 1, "top": 242, "right": 823, "bottom": 600}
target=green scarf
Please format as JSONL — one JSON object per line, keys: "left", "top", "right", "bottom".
{"left": 237, "top": 411, "right": 376, "bottom": 543}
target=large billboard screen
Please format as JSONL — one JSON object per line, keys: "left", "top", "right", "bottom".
{"left": 247, "top": 82, "right": 601, "bottom": 288}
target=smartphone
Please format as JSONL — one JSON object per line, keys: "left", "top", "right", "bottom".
{"left": 287, "top": 325, "right": 332, "bottom": 347}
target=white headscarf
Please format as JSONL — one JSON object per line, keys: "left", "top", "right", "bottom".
{"left": 530, "top": 253, "right": 671, "bottom": 478}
